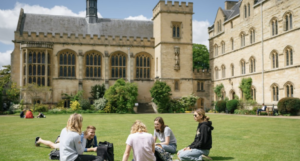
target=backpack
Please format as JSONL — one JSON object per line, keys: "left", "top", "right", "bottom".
{"left": 97, "top": 141, "right": 114, "bottom": 161}
{"left": 154, "top": 146, "right": 172, "bottom": 161}
{"left": 49, "top": 136, "right": 60, "bottom": 160}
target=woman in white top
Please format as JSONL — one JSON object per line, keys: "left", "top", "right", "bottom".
{"left": 59, "top": 113, "right": 100, "bottom": 161}
{"left": 154, "top": 117, "right": 177, "bottom": 154}
{"left": 122, "top": 120, "right": 156, "bottom": 161}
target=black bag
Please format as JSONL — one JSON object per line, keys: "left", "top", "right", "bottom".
{"left": 49, "top": 136, "right": 60, "bottom": 160}
{"left": 97, "top": 141, "right": 114, "bottom": 161}
{"left": 49, "top": 149, "right": 59, "bottom": 160}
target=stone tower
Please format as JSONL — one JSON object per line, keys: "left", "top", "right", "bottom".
{"left": 86, "top": 0, "right": 98, "bottom": 23}
{"left": 153, "top": 0, "right": 194, "bottom": 97}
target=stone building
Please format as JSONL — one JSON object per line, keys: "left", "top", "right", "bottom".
{"left": 11, "top": 0, "right": 211, "bottom": 109}
{"left": 209, "top": 0, "right": 300, "bottom": 106}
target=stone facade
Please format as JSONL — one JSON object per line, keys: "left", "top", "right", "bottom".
{"left": 209, "top": 0, "right": 300, "bottom": 106}
{"left": 11, "top": 0, "right": 211, "bottom": 109}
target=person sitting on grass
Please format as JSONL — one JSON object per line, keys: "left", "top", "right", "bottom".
{"left": 35, "top": 125, "right": 98, "bottom": 152}
{"left": 256, "top": 103, "right": 267, "bottom": 115}
{"left": 37, "top": 112, "right": 46, "bottom": 118}
{"left": 177, "top": 108, "right": 213, "bottom": 161}
{"left": 25, "top": 109, "right": 34, "bottom": 119}
{"left": 20, "top": 109, "right": 25, "bottom": 118}
{"left": 154, "top": 116, "right": 177, "bottom": 154}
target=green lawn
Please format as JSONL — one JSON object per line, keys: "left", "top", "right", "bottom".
{"left": 0, "top": 113, "right": 299, "bottom": 161}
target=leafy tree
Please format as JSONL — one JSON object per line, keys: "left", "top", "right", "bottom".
{"left": 239, "top": 78, "right": 252, "bottom": 100}
{"left": 150, "top": 81, "right": 172, "bottom": 113}
{"left": 22, "top": 83, "right": 50, "bottom": 107}
{"left": 104, "top": 79, "right": 138, "bottom": 113}
{"left": 0, "top": 65, "right": 11, "bottom": 88}
{"left": 61, "top": 90, "right": 83, "bottom": 102}
{"left": 193, "top": 44, "right": 209, "bottom": 70}
{"left": 0, "top": 88, "right": 3, "bottom": 111}
{"left": 179, "top": 94, "right": 199, "bottom": 111}
{"left": 6, "top": 82, "right": 20, "bottom": 103}
{"left": 90, "top": 84, "right": 106, "bottom": 99}
{"left": 214, "top": 84, "right": 224, "bottom": 99}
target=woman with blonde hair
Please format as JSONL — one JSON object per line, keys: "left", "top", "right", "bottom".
{"left": 177, "top": 109, "right": 214, "bottom": 161}
{"left": 60, "top": 113, "right": 100, "bottom": 161}
{"left": 122, "top": 120, "right": 156, "bottom": 161}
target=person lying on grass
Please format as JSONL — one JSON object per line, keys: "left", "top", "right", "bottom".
{"left": 35, "top": 125, "right": 98, "bottom": 152}
{"left": 177, "top": 108, "right": 214, "bottom": 161}
{"left": 153, "top": 116, "right": 177, "bottom": 154}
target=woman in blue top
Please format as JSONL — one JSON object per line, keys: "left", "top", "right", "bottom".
{"left": 154, "top": 117, "right": 177, "bottom": 154}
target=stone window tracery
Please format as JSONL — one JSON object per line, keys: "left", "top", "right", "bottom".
{"left": 250, "top": 57, "right": 256, "bottom": 73}
{"left": 250, "top": 29, "right": 255, "bottom": 44}
{"left": 285, "top": 47, "right": 293, "bottom": 66}
{"left": 221, "top": 65, "right": 226, "bottom": 78}
{"left": 85, "top": 51, "right": 102, "bottom": 78}
{"left": 272, "top": 84, "right": 279, "bottom": 101}
{"left": 272, "top": 51, "right": 279, "bottom": 69}
{"left": 285, "top": 83, "right": 293, "bottom": 97}
{"left": 111, "top": 53, "right": 126, "bottom": 79}
{"left": 241, "top": 60, "right": 246, "bottom": 75}
{"left": 59, "top": 50, "right": 76, "bottom": 77}
{"left": 271, "top": 18, "right": 278, "bottom": 36}
{"left": 284, "top": 12, "right": 293, "bottom": 31}
{"left": 136, "top": 54, "right": 151, "bottom": 79}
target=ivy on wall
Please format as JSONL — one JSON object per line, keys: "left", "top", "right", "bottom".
{"left": 239, "top": 78, "right": 252, "bottom": 100}
{"left": 214, "top": 83, "right": 224, "bottom": 98}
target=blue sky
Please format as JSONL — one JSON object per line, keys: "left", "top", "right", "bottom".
{"left": 0, "top": 0, "right": 227, "bottom": 68}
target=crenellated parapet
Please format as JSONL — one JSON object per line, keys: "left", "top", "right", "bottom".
{"left": 193, "top": 69, "right": 211, "bottom": 79}
{"left": 152, "top": 0, "right": 193, "bottom": 20}
{"left": 14, "top": 31, "right": 155, "bottom": 48}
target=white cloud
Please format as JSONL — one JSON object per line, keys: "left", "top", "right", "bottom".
{"left": 193, "top": 20, "right": 210, "bottom": 48}
{"left": 0, "top": 2, "right": 102, "bottom": 45}
{"left": 0, "top": 50, "right": 12, "bottom": 69}
{"left": 125, "top": 15, "right": 151, "bottom": 21}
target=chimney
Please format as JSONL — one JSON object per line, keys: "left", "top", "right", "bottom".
{"left": 225, "top": 1, "right": 238, "bottom": 10}
{"left": 86, "top": 0, "right": 98, "bottom": 23}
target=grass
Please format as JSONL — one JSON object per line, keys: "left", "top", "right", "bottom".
{"left": 0, "top": 113, "right": 300, "bottom": 161}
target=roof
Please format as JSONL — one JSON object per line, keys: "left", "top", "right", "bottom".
{"left": 19, "top": 12, "right": 153, "bottom": 38}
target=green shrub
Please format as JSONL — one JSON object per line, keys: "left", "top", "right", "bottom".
{"left": 79, "top": 99, "right": 91, "bottom": 110}
{"left": 34, "top": 104, "right": 48, "bottom": 112}
{"left": 93, "top": 98, "right": 107, "bottom": 110}
{"left": 278, "top": 97, "right": 294, "bottom": 114}
{"left": 286, "top": 98, "right": 300, "bottom": 115}
{"left": 170, "top": 99, "right": 185, "bottom": 113}
{"left": 215, "top": 101, "right": 226, "bottom": 112}
{"left": 226, "top": 100, "right": 239, "bottom": 113}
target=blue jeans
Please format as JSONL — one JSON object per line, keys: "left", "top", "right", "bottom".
{"left": 178, "top": 148, "right": 210, "bottom": 161}
{"left": 160, "top": 143, "right": 177, "bottom": 154}
{"left": 257, "top": 109, "right": 265, "bottom": 114}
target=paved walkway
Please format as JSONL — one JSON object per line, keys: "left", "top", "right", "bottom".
{"left": 205, "top": 112, "right": 300, "bottom": 119}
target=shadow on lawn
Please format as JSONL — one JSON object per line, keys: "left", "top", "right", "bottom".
{"left": 210, "top": 156, "right": 235, "bottom": 160}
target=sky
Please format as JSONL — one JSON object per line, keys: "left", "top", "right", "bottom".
{"left": 0, "top": 0, "right": 227, "bottom": 68}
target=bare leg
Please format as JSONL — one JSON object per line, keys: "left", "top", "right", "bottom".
{"left": 37, "top": 138, "right": 57, "bottom": 149}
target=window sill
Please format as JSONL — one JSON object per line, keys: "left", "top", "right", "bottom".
{"left": 197, "top": 90, "right": 205, "bottom": 92}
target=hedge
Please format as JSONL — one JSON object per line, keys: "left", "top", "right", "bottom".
{"left": 215, "top": 101, "right": 226, "bottom": 112}
{"left": 226, "top": 100, "right": 239, "bottom": 113}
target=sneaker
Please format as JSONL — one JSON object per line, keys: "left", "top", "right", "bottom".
{"left": 201, "top": 154, "right": 212, "bottom": 160}
{"left": 35, "top": 137, "right": 40, "bottom": 147}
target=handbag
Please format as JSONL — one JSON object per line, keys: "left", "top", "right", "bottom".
{"left": 49, "top": 149, "right": 60, "bottom": 160}
{"left": 97, "top": 141, "right": 114, "bottom": 161}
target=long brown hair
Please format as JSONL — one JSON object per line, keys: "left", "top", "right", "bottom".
{"left": 154, "top": 117, "right": 168, "bottom": 133}
{"left": 195, "top": 108, "right": 210, "bottom": 121}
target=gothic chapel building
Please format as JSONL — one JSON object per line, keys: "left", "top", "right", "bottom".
{"left": 11, "top": 0, "right": 211, "bottom": 108}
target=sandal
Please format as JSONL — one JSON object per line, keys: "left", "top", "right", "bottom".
{"left": 35, "top": 137, "right": 40, "bottom": 147}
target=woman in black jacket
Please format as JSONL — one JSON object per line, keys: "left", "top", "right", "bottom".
{"left": 177, "top": 108, "right": 214, "bottom": 161}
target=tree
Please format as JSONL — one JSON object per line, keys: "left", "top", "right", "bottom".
{"left": 179, "top": 94, "right": 199, "bottom": 111}
{"left": 6, "top": 82, "right": 20, "bottom": 103}
{"left": 90, "top": 84, "right": 106, "bottom": 99}
{"left": 61, "top": 90, "right": 83, "bottom": 102}
{"left": 0, "top": 65, "right": 11, "bottom": 88}
{"left": 239, "top": 78, "right": 252, "bottom": 100}
{"left": 0, "top": 88, "right": 3, "bottom": 111}
{"left": 193, "top": 44, "right": 209, "bottom": 70}
{"left": 104, "top": 79, "right": 138, "bottom": 113}
{"left": 150, "top": 81, "right": 172, "bottom": 113}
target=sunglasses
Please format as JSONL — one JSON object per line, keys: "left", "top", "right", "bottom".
{"left": 193, "top": 114, "right": 198, "bottom": 117}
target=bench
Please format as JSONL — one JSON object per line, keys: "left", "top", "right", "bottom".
{"left": 259, "top": 106, "right": 274, "bottom": 116}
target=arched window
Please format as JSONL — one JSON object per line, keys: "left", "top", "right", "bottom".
{"left": 240, "top": 32, "right": 245, "bottom": 47}
{"left": 250, "top": 57, "right": 256, "bottom": 73}
{"left": 221, "top": 90, "right": 226, "bottom": 100}
{"left": 214, "top": 44, "right": 218, "bottom": 56}
{"left": 215, "top": 67, "right": 219, "bottom": 79}
{"left": 251, "top": 86, "right": 256, "bottom": 100}
{"left": 221, "top": 65, "right": 226, "bottom": 78}
{"left": 221, "top": 41, "right": 225, "bottom": 54}
{"left": 271, "top": 51, "right": 279, "bottom": 68}
{"left": 284, "top": 12, "right": 293, "bottom": 31}
{"left": 136, "top": 54, "right": 151, "bottom": 79}
{"left": 248, "top": 3, "right": 250, "bottom": 17}
{"left": 111, "top": 53, "right": 126, "bottom": 78}
{"left": 230, "top": 90, "right": 236, "bottom": 100}
{"left": 59, "top": 50, "right": 76, "bottom": 77}
{"left": 231, "top": 38, "right": 234, "bottom": 50}
{"left": 174, "top": 80, "right": 179, "bottom": 91}
{"left": 244, "top": 5, "right": 247, "bottom": 18}
{"left": 271, "top": 18, "right": 278, "bottom": 36}
{"left": 285, "top": 47, "right": 293, "bottom": 66}
{"left": 272, "top": 84, "right": 279, "bottom": 101}
{"left": 241, "top": 60, "right": 246, "bottom": 74}
{"left": 285, "top": 83, "right": 294, "bottom": 97}
{"left": 85, "top": 51, "right": 102, "bottom": 78}
{"left": 249, "top": 28, "right": 255, "bottom": 44}
{"left": 231, "top": 64, "right": 234, "bottom": 76}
